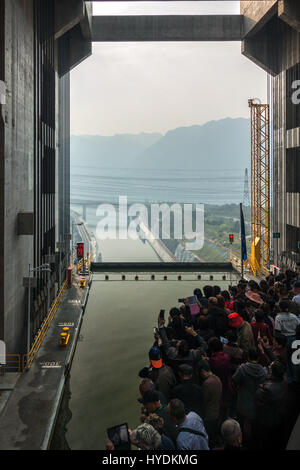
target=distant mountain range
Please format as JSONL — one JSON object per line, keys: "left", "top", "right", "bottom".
{"left": 70, "top": 132, "right": 162, "bottom": 169}
{"left": 71, "top": 117, "right": 250, "bottom": 171}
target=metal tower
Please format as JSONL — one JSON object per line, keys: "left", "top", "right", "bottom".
{"left": 248, "top": 99, "right": 270, "bottom": 276}
{"left": 243, "top": 168, "right": 250, "bottom": 206}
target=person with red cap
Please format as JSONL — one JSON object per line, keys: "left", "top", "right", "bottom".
{"left": 228, "top": 312, "right": 255, "bottom": 353}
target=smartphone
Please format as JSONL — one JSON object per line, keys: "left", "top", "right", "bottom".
{"left": 107, "top": 423, "right": 131, "bottom": 450}
{"left": 159, "top": 309, "right": 165, "bottom": 320}
{"left": 220, "top": 336, "right": 228, "bottom": 345}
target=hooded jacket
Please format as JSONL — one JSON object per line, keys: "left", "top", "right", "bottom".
{"left": 232, "top": 362, "right": 267, "bottom": 419}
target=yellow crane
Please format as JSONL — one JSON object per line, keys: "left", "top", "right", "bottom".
{"left": 248, "top": 99, "right": 270, "bottom": 276}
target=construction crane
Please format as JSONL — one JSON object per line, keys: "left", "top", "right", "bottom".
{"left": 248, "top": 99, "right": 270, "bottom": 276}
{"left": 243, "top": 168, "right": 250, "bottom": 207}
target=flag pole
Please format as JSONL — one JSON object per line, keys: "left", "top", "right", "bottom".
{"left": 240, "top": 203, "right": 244, "bottom": 280}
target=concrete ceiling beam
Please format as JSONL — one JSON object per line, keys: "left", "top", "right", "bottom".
{"left": 92, "top": 15, "right": 244, "bottom": 42}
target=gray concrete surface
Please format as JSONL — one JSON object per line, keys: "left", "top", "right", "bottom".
{"left": 0, "top": 373, "right": 20, "bottom": 391}
{"left": 0, "top": 272, "right": 91, "bottom": 450}
{"left": 92, "top": 15, "right": 243, "bottom": 42}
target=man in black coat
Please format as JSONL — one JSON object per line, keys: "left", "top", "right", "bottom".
{"left": 207, "top": 297, "right": 229, "bottom": 338}
{"left": 255, "top": 361, "right": 288, "bottom": 449}
{"left": 170, "top": 364, "right": 203, "bottom": 417}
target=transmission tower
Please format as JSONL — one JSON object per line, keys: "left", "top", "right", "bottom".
{"left": 243, "top": 168, "right": 250, "bottom": 206}
{"left": 248, "top": 99, "right": 270, "bottom": 277}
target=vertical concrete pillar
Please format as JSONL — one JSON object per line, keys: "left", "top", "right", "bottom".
{"left": 0, "top": 0, "right": 5, "bottom": 343}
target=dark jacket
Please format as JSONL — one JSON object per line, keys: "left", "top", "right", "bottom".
{"left": 197, "top": 327, "right": 215, "bottom": 343}
{"left": 153, "top": 404, "right": 178, "bottom": 444}
{"left": 256, "top": 377, "right": 288, "bottom": 428}
{"left": 158, "top": 434, "right": 176, "bottom": 450}
{"left": 202, "top": 373, "right": 222, "bottom": 421}
{"left": 159, "top": 327, "right": 206, "bottom": 381}
{"left": 232, "top": 362, "right": 267, "bottom": 419}
{"left": 280, "top": 298, "right": 300, "bottom": 316}
{"left": 149, "top": 364, "right": 177, "bottom": 402}
{"left": 209, "top": 351, "right": 232, "bottom": 403}
{"left": 171, "top": 379, "right": 203, "bottom": 416}
{"left": 223, "top": 343, "right": 245, "bottom": 374}
{"left": 207, "top": 307, "right": 229, "bottom": 337}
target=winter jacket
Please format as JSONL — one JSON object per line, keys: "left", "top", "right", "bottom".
{"left": 202, "top": 373, "right": 222, "bottom": 421}
{"left": 207, "top": 307, "right": 229, "bottom": 337}
{"left": 171, "top": 379, "right": 203, "bottom": 416}
{"left": 232, "top": 362, "right": 267, "bottom": 419}
{"left": 159, "top": 326, "right": 206, "bottom": 381}
{"left": 149, "top": 364, "right": 177, "bottom": 402}
{"left": 256, "top": 377, "right": 287, "bottom": 428}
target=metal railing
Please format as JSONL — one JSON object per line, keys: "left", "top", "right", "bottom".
{"left": 0, "top": 355, "right": 21, "bottom": 373}
{"left": 22, "top": 279, "right": 68, "bottom": 371}
{"left": 77, "top": 252, "right": 93, "bottom": 272}
{"left": 229, "top": 250, "right": 269, "bottom": 279}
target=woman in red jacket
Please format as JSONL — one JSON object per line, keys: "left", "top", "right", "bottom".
{"left": 208, "top": 337, "right": 233, "bottom": 421}
{"left": 251, "top": 309, "right": 273, "bottom": 347}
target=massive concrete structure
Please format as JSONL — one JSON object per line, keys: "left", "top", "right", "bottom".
{"left": 0, "top": 0, "right": 92, "bottom": 354}
{"left": 1, "top": 0, "right": 300, "bottom": 355}
{"left": 241, "top": 1, "right": 300, "bottom": 267}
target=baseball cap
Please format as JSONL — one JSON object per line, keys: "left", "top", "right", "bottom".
{"left": 140, "top": 389, "right": 160, "bottom": 405}
{"left": 293, "top": 280, "right": 300, "bottom": 288}
{"left": 228, "top": 312, "right": 244, "bottom": 328}
{"left": 149, "top": 346, "right": 163, "bottom": 369}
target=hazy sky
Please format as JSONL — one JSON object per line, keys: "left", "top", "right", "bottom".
{"left": 70, "top": 1, "right": 267, "bottom": 136}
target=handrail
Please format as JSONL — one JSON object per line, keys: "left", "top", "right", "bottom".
{"left": 22, "top": 279, "right": 68, "bottom": 371}
{"left": 0, "top": 355, "right": 21, "bottom": 373}
{"left": 22, "top": 251, "right": 93, "bottom": 372}
{"left": 229, "top": 250, "right": 269, "bottom": 278}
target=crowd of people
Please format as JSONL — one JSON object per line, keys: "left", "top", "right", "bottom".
{"left": 107, "top": 263, "right": 300, "bottom": 451}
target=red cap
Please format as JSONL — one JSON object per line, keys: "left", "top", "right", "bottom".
{"left": 228, "top": 312, "right": 243, "bottom": 328}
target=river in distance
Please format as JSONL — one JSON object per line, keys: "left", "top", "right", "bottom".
{"left": 71, "top": 166, "right": 246, "bottom": 206}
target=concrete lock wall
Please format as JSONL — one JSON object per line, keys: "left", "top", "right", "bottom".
{"left": 241, "top": 1, "right": 300, "bottom": 268}
{"left": 1, "top": 0, "right": 35, "bottom": 354}
{"left": 0, "top": 0, "right": 5, "bottom": 346}
{"left": 0, "top": 0, "right": 91, "bottom": 355}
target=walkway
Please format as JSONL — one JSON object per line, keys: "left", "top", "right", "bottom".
{"left": 0, "top": 273, "right": 90, "bottom": 450}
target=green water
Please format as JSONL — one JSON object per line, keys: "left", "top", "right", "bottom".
{"left": 60, "top": 239, "right": 238, "bottom": 450}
